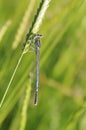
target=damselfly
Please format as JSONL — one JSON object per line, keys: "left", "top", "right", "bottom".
{"left": 33, "top": 34, "right": 42, "bottom": 105}
{"left": 25, "top": 33, "right": 42, "bottom": 105}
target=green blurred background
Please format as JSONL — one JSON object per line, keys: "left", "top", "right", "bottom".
{"left": 0, "top": 0, "right": 86, "bottom": 130}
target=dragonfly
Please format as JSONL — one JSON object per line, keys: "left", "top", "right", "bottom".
{"left": 24, "top": 33, "right": 42, "bottom": 105}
